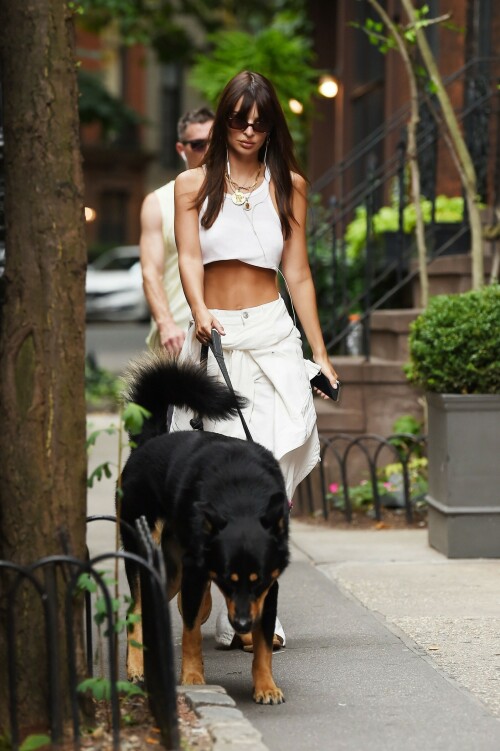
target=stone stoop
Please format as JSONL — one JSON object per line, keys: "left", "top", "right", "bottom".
{"left": 315, "top": 355, "right": 424, "bottom": 440}
{"left": 370, "top": 309, "right": 422, "bottom": 361}
{"left": 410, "top": 253, "right": 493, "bottom": 305}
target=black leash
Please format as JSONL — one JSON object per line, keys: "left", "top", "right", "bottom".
{"left": 190, "top": 329, "right": 253, "bottom": 442}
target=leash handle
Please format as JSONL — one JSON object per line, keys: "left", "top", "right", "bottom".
{"left": 194, "top": 330, "right": 253, "bottom": 442}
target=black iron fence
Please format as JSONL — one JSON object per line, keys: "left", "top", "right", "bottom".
{"left": 308, "top": 56, "right": 500, "bottom": 357}
{"left": 297, "top": 432, "right": 427, "bottom": 525}
{"left": 1, "top": 516, "right": 180, "bottom": 751}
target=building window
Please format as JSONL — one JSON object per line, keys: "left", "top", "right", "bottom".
{"left": 160, "top": 63, "right": 181, "bottom": 169}
{"left": 98, "top": 190, "right": 129, "bottom": 244}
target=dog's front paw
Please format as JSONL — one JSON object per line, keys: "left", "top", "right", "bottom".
{"left": 253, "top": 684, "right": 285, "bottom": 705}
{"left": 181, "top": 669, "right": 206, "bottom": 686}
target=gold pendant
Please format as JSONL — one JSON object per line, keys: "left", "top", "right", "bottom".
{"left": 232, "top": 191, "right": 246, "bottom": 206}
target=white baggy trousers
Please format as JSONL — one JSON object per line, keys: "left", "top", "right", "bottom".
{"left": 170, "top": 296, "right": 320, "bottom": 499}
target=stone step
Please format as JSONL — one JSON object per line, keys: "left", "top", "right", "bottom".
{"left": 410, "top": 253, "right": 493, "bottom": 306}
{"left": 370, "top": 308, "right": 422, "bottom": 361}
{"left": 318, "top": 355, "right": 423, "bottom": 439}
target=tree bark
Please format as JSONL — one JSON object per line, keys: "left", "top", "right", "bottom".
{"left": 401, "top": 0, "right": 484, "bottom": 289}
{"left": 0, "top": 0, "right": 87, "bottom": 734}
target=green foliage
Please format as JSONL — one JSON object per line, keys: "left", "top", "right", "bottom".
{"left": 71, "top": 0, "right": 309, "bottom": 64}
{"left": 327, "top": 456, "right": 428, "bottom": 513}
{"left": 19, "top": 737, "right": 51, "bottom": 751}
{"left": 390, "top": 414, "right": 425, "bottom": 456}
{"left": 78, "top": 69, "right": 143, "bottom": 142}
{"left": 344, "top": 196, "right": 467, "bottom": 261}
{"left": 77, "top": 677, "right": 145, "bottom": 701}
{"left": 406, "top": 285, "right": 500, "bottom": 393}
{"left": 85, "top": 357, "right": 122, "bottom": 408}
{"left": 189, "top": 17, "right": 318, "bottom": 157}
{"left": 70, "top": 0, "right": 192, "bottom": 61}
{"left": 392, "top": 414, "right": 423, "bottom": 436}
{"left": 122, "top": 402, "right": 151, "bottom": 436}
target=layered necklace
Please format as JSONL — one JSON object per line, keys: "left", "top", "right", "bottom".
{"left": 226, "top": 164, "right": 261, "bottom": 211}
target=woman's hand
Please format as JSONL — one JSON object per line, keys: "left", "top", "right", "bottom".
{"left": 313, "top": 355, "right": 340, "bottom": 400}
{"left": 193, "top": 307, "right": 225, "bottom": 344}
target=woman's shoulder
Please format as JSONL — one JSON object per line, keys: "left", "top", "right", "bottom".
{"left": 175, "top": 167, "right": 205, "bottom": 193}
{"left": 290, "top": 171, "right": 307, "bottom": 191}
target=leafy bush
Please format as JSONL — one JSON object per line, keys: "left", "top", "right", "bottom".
{"left": 405, "top": 285, "right": 500, "bottom": 394}
{"left": 344, "top": 195, "right": 467, "bottom": 261}
{"left": 326, "top": 456, "right": 428, "bottom": 513}
{"left": 189, "top": 15, "right": 318, "bottom": 160}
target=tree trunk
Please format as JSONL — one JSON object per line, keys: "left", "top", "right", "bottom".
{"left": 367, "top": 0, "right": 429, "bottom": 307}
{"left": 0, "top": 0, "right": 87, "bottom": 735}
{"left": 401, "top": 0, "right": 484, "bottom": 289}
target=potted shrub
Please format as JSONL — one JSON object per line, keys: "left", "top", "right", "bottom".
{"left": 405, "top": 285, "right": 500, "bottom": 557}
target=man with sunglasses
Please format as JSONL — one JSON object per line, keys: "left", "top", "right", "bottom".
{"left": 140, "top": 107, "right": 214, "bottom": 353}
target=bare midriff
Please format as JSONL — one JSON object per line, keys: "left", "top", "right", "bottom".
{"left": 204, "top": 260, "right": 279, "bottom": 310}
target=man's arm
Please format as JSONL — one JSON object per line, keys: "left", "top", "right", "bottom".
{"left": 140, "top": 191, "right": 186, "bottom": 353}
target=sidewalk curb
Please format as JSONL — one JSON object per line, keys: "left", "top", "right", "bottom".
{"left": 179, "top": 685, "right": 269, "bottom": 751}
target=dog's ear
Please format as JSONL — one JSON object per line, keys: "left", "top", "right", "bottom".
{"left": 260, "top": 491, "right": 287, "bottom": 532}
{"left": 200, "top": 503, "right": 228, "bottom": 535}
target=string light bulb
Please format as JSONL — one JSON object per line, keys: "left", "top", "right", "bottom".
{"left": 318, "top": 75, "right": 339, "bottom": 99}
{"left": 289, "top": 98, "right": 304, "bottom": 114}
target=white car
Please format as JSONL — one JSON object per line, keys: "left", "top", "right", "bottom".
{"left": 86, "top": 246, "right": 149, "bottom": 322}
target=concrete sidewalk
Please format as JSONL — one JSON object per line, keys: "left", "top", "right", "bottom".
{"left": 87, "top": 415, "right": 500, "bottom": 750}
{"left": 291, "top": 521, "right": 500, "bottom": 719}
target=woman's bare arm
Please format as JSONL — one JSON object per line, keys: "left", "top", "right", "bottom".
{"left": 174, "top": 170, "right": 224, "bottom": 342}
{"left": 281, "top": 174, "right": 339, "bottom": 387}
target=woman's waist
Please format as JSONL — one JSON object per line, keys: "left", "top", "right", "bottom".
{"left": 204, "top": 260, "right": 279, "bottom": 309}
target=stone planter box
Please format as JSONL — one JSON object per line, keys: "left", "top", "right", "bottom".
{"left": 426, "top": 392, "right": 500, "bottom": 558}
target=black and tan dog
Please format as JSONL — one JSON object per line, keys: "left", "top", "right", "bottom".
{"left": 119, "top": 353, "right": 289, "bottom": 704}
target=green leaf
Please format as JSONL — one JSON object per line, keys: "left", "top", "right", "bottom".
{"left": 77, "top": 677, "right": 111, "bottom": 700}
{"left": 77, "top": 573, "right": 97, "bottom": 593}
{"left": 87, "top": 461, "right": 115, "bottom": 488}
{"left": 122, "top": 403, "right": 152, "bottom": 436}
{"left": 129, "top": 639, "right": 144, "bottom": 649}
{"left": 19, "top": 736, "right": 51, "bottom": 751}
{"left": 116, "top": 680, "right": 146, "bottom": 697}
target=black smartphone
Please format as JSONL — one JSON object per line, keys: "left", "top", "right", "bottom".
{"left": 310, "top": 372, "right": 341, "bottom": 402}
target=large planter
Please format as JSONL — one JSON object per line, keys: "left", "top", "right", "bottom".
{"left": 426, "top": 392, "right": 500, "bottom": 558}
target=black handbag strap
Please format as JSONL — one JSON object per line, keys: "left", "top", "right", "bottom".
{"left": 194, "top": 329, "right": 253, "bottom": 442}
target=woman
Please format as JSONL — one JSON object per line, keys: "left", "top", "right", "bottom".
{"left": 172, "top": 71, "right": 339, "bottom": 647}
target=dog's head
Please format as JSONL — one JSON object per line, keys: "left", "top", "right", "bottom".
{"left": 200, "top": 491, "right": 289, "bottom": 634}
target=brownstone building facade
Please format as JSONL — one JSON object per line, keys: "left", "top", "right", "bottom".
{"left": 308, "top": 0, "right": 499, "bottom": 206}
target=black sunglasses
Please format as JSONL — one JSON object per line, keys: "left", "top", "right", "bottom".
{"left": 227, "top": 114, "right": 270, "bottom": 134}
{"left": 182, "top": 139, "right": 209, "bottom": 152}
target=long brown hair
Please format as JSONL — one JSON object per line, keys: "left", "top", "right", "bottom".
{"left": 195, "top": 71, "right": 306, "bottom": 240}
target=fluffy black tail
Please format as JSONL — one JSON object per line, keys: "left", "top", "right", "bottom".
{"left": 122, "top": 352, "right": 247, "bottom": 446}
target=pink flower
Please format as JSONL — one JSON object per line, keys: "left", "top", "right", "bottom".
{"left": 329, "top": 482, "right": 339, "bottom": 494}
{"left": 383, "top": 482, "right": 393, "bottom": 490}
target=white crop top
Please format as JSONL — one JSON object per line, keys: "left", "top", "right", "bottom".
{"left": 199, "top": 167, "right": 283, "bottom": 269}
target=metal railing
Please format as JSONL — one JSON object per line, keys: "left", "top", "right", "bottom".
{"left": 1, "top": 516, "right": 180, "bottom": 751}
{"left": 308, "top": 57, "right": 500, "bottom": 357}
{"left": 297, "top": 432, "right": 427, "bottom": 524}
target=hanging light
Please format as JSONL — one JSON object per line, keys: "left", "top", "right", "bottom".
{"left": 288, "top": 98, "right": 304, "bottom": 115}
{"left": 318, "top": 75, "right": 339, "bottom": 99}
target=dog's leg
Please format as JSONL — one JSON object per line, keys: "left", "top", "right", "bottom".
{"left": 180, "top": 571, "right": 210, "bottom": 685}
{"left": 126, "top": 578, "right": 145, "bottom": 683}
{"left": 252, "top": 582, "right": 284, "bottom": 704}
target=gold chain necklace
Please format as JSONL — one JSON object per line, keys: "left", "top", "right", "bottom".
{"left": 226, "top": 166, "right": 261, "bottom": 210}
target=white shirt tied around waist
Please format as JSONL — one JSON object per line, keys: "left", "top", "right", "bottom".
{"left": 170, "top": 297, "right": 320, "bottom": 492}
{"left": 199, "top": 167, "right": 283, "bottom": 270}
